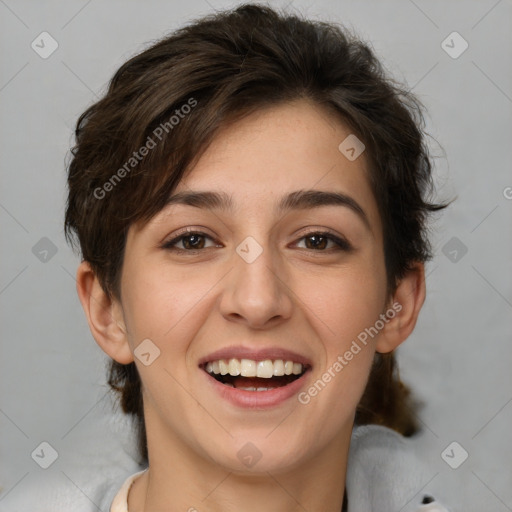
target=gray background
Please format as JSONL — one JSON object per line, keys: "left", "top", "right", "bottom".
{"left": 1, "top": 0, "right": 511, "bottom": 510}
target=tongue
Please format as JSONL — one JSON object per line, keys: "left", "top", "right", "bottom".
{"left": 231, "top": 376, "right": 296, "bottom": 389}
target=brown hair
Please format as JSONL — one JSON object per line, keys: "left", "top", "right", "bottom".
{"left": 64, "top": 3, "right": 448, "bottom": 465}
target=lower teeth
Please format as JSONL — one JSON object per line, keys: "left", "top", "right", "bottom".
{"left": 237, "top": 387, "right": 272, "bottom": 391}
{"left": 208, "top": 370, "right": 304, "bottom": 390}
{"left": 223, "top": 383, "right": 272, "bottom": 391}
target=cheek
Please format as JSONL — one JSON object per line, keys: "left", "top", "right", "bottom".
{"left": 297, "top": 281, "right": 379, "bottom": 434}
{"left": 292, "top": 254, "right": 385, "bottom": 413}
{"left": 119, "top": 266, "right": 207, "bottom": 410}
{"left": 121, "top": 263, "right": 208, "bottom": 346}
{"left": 296, "top": 260, "right": 386, "bottom": 345}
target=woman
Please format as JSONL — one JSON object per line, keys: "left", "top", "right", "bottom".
{"left": 64, "top": 4, "right": 451, "bottom": 511}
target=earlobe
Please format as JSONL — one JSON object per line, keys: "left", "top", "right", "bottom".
{"left": 75, "top": 261, "right": 134, "bottom": 364}
{"left": 375, "top": 262, "right": 426, "bottom": 354}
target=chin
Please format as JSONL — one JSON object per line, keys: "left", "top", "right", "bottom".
{"left": 200, "top": 435, "right": 312, "bottom": 475}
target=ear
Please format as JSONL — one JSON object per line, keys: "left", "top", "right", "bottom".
{"left": 75, "top": 261, "right": 134, "bottom": 364}
{"left": 375, "top": 262, "right": 426, "bottom": 354}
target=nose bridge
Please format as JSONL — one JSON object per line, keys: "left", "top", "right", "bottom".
{"left": 222, "top": 234, "right": 292, "bottom": 326}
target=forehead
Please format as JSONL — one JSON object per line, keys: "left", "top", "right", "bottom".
{"left": 166, "top": 100, "right": 380, "bottom": 228}
{"left": 130, "top": 99, "right": 383, "bottom": 244}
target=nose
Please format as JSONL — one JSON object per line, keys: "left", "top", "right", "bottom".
{"left": 219, "top": 241, "right": 293, "bottom": 329}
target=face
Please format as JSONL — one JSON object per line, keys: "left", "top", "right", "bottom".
{"left": 112, "top": 99, "right": 391, "bottom": 473}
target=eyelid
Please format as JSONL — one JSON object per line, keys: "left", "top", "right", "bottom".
{"left": 161, "top": 227, "right": 353, "bottom": 253}
{"left": 292, "top": 227, "right": 353, "bottom": 252}
{"left": 160, "top": 227, "right": 220, "bottom": 251}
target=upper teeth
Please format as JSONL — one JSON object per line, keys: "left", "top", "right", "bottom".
{"left": 205, "top": 359, "right": 304, "bottom": 378}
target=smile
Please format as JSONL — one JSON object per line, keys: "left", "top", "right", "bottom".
{"left": 201, "top": 358, "right": 310, "bottom": 391}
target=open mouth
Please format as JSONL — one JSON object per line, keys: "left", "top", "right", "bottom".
{"left": 201, "top": 359, "right": 311, "bottom": 391}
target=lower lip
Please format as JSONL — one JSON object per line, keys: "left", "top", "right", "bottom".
{"left": 200, "top": 368, "right": 311, "bottom": 409}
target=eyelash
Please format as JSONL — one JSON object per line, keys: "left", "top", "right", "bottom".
{"left": 161, "top": 229, "right": 353, "bottom": 254}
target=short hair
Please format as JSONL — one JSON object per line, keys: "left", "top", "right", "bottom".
{"left": 64, "top": 3, "right": 448, "bottom": 465}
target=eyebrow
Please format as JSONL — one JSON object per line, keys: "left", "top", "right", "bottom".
{"left": 165, "top": 189, "right": 371, "bottom": 231}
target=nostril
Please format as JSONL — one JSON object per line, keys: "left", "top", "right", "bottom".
{"left": 421, "top": 495, "right": 435, "bottom": 504}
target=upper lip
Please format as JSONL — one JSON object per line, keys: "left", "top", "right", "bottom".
{"left": 198, "top": 346, "right": 313, "bottom": 367}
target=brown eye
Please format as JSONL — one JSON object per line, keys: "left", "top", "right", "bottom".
{"left": 162, "top": 231, "right": 218, "bottom": 252}
{"left": 180, "top": 233, "right": 206, "bottom": 250}
{"left": 296, "top": 232, "right": 352, "bottom": 252}
{"left": 161, "top": 230, "right": 352, "bottom": 253}
{"left": 304, "top": 234, "right": 329, "bottom": 250}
